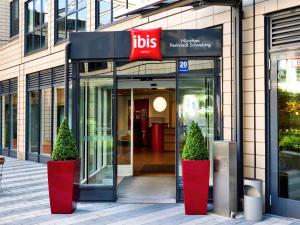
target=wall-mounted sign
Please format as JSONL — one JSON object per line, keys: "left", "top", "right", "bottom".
{"left": 129, "top": 28, "right": 162, "bottom": 61}
{"left": 179, "top": 60, "right": 189, "bottom": 72}
{"left": 69, "top": 27, "right": 222, "bottom": 60}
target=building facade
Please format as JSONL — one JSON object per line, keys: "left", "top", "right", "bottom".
{"left": 0, "top": 0, "right": 300, "bottom": 219}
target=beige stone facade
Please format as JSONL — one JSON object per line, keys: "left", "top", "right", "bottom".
{"left": 1, "top": 0, "right": 300, "bottom": 210}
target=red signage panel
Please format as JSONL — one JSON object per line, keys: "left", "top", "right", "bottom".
{"left": 129, "top": 28, "right": 162, "bottom": 61}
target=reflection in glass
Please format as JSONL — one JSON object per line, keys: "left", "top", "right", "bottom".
{"left": 77, "top": 8, "right": 87, "bottom": 32}
{"left": 28, "top": 91, "right": 39, "bottom": 154}
{"left": 80, "top": 78, "right": 113, "bottom": 185}
{"left": 2, "top": 96, "right": 10, "bottom": 149}
{"left": 41, "top": 89, "right": 52, "bottom": 155}
{"left": 58, "top": 0, "right": 66, "bottom": 18}
{"left": 67, "top": 13, "right": 76, "bottom": 34}
{"left": 277, "top": 58, "right": 300, "bottom": 201}
{"left": 34, "top": 0, "right": 41, "bottom": 27}
{"left": 12, "top": 94, "right": 18, "bottom": 150}
{"left": 113, "top": 0, "right": 126, "bottom": 21}
{"left": 57, "top": 18, "right": 66, "bottom": 40}
{"left": 27, "top": 1, "right": 34, "bottom": 32}
{"left": 97, "top": 0, "right": 111, "bottom": 27}
{"left": 41, "top": 27, "right": 48, "bottom": 47}
{"left": 177, "top": 60, "right": 214, "bottom": 186}
{"left": 42, "top": 0, "right": 48, "bottom": 23}
{"left": 116, "top": 60, "right": 176, "bottom": 76}
{"left": 79, "top": 61, "right": 113, "bottom": 76}
{"left": 53, "top": 88, "right": 65, "bottom": 145}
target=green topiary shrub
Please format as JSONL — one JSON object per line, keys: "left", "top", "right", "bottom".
{"left": 182, "top": 121, "right": 209, "bottom": 160}
{"left": 52, "top": 118, "right": 78, "bottom": 161}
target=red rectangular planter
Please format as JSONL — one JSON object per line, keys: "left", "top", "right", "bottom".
{"left": 182, "top": 160, "right": 210, "bottom": 215}
{"left": 47, "top": 158, "right": 80, "bottom": 214}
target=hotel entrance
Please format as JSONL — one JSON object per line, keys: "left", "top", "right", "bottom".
{"left": 117, "top": 77, "right": 176, "bottom": 203}
{"left": 75, "top": 59, "right": 221, "bottom": 202}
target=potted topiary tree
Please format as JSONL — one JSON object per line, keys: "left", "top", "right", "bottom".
{"left": 182, "top": 121, "right": 209, "bottom": 215}
{"left": 47, "top": 118, "right": 80, "bottom": 214}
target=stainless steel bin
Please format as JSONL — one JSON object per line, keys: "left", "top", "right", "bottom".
{"left": 244, "top": 178, "right": 263, "bottom": 222}
{"left": 213, "top": 141, "right": 237, "bottom": 217}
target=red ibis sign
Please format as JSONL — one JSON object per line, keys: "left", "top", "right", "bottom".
{"left": 129, "top": 28, "right": 162, "bottom": 61}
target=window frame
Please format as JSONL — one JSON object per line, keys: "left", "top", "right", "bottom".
{"left": 0, "top": 79, "right": 18, "bottom": 158}
{"left": 10, "top": 0, "right": 19, "bottom": 37}
{"left": 54, "top": 0, "right": 87, "bottom": 43}
{"left": 95, "top": 0, "right": 113, "bottom": 29}
{"left": 25, "top": 0, "right": 48, "bottom": 54}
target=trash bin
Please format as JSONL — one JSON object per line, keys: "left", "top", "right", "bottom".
{"left": 213, "top": 141, "right": 237, "bottom": 217}
{"left": 244, "top": 178, "right": 263, "bottom": 222}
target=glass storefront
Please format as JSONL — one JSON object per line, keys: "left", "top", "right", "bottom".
{"left": 73, "top": 59, "right": 221, "bottom": 201}
{"left": 26, "top": 66, "right": 70, "bottom": 162}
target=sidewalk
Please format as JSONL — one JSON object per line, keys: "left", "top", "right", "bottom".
{"left": 0, "top": 156, "right": 299, "bottom": 225}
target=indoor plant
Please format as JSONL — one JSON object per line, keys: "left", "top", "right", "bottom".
{"left": 182, "top": 121, "right": 209, "bottom": 215}
{"left": 47, "top": 118, "right": 80, "bottom": 214}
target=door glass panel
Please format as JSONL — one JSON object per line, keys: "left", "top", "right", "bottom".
{"left": 178, "top": 60, "right": 214, "bottom": 185}
{"left": 79, "top": 78, "right": 113, "bottom": 185}
{"left": 2, "top": 96, "right": 10, "bottom": 149}
{"left": 40, "top": 88, "right": 52, "bottom": 155}
{"left": 277, "top": 58, "right": 300, "bottom": 201}
{"left": 12, "top": 94, "right": 18, "bottom": 150}
{"left": 28, "top": 91, "right": 39, "bottom": 154}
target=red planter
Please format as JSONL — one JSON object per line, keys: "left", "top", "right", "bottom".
{"left": 47, "top": 158, "right": 80, "bottom": 214}
{"left": 182, "top": 160, "right": 210, "bottom": 215}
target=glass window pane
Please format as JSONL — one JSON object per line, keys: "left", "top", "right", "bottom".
{"left": 34, "top": 29, "right": 41, "bottom": 50}
{"left": 98, "top": 0, "right": 111, "bottom": 26}
{"left": 77, "top": 0, "right": 86, "bottom": 9}
{"left": 42, "top": 0, "right": 48, "bottom": 23}
{"left": 57, "top": 0, "right": 66, "bottom": 18}
{"left": 116, "top": 60, "right": 176, "bottom": 76}
{"left": 34, "top": 0, "right": 41, "bottom": 27}
{"left": 2, "top": 96, "right": 10, "bottom": 149}
{"left": 40, "top": 88, "right": 52, "bottom": 156}
{"left": 113, "top": 0, "right": 126, "bottom": 21}
{"left": 53, "top": 87, "right": 65, "bottom": 144}
{"left": 12, "top": 94, "right": 18, "bottom": 150}
{"left": 177, "top": 60, "right": 215, "bottom": 186}
{"left": 277, "top": 58, "right": 300, "bottom": 201}
{"left": 67, "top": 0, "right": 76, "bottom": 12}
{"left": 67, "top": 13, "right": 76, "bottom": 36}
{"left": 128, "top": 0, "right": 150, "bottom": 9}
{"left": 77, "top": 8, "right": 86, "bottom": 32}
{"left": 79, "top": 61, "right": 114, "bottom": 76}
{"left": 10, "top": 0, "right": 19, "bottom": 36}
{"left": 27, "top": 1, "right": 34, "bottom": 32}
{"left": 28, "top": 91, "right": 39, "bottom": 154}
{"left": 57, "top": 18, "right": 66, "bottom": 40}
{"left": 41, "top": 27, "right": 48, "bottom": 48}
{"left": 26, "top": 33, "right": 34, "bottom": 52}
{"left": 80, "top": 78, "right": 114, "bottom": 185}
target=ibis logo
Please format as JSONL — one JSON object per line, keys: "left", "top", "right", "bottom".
{"left": 129, "top": 28, "right": 162, "bottom": 61}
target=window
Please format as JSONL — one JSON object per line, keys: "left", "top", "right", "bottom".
{"left": 55, "top": 0, "right": 87, "bottom": 42}
{"left": 25, "top": 0, "right": 48, "bottom": 53}
{"left": 0, "top": 79, "right": 18, "bottom": 156}
{"left": 26, "top": 66, "right": 72, "bottom": 161}
{"left": 10, "top": 0, "right": 19, "bottom": 37}
{"left": 96, "top": 0, "right": 170, "bottom": 29}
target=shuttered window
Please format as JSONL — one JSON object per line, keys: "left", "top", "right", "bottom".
{"left": 271, "top": 9, "right": 300, "bottom": 48}
{"left": 27, "top": 65, "right": 72, "bottom": 89}
{"left": 0, "top": 78, "right": 18, "bottom": 95}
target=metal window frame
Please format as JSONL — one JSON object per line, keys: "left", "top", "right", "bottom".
{"left": 24, "top": 0, "right": 48, "bottom": 54}
{"left": 0, "top": 79, "right": 18, "bottom": 158}
{"left": 54, "top": 0, "right": 87, "bottom": 43}
{"left": 10, "top": 0, "right": 19, "bottom": 38}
